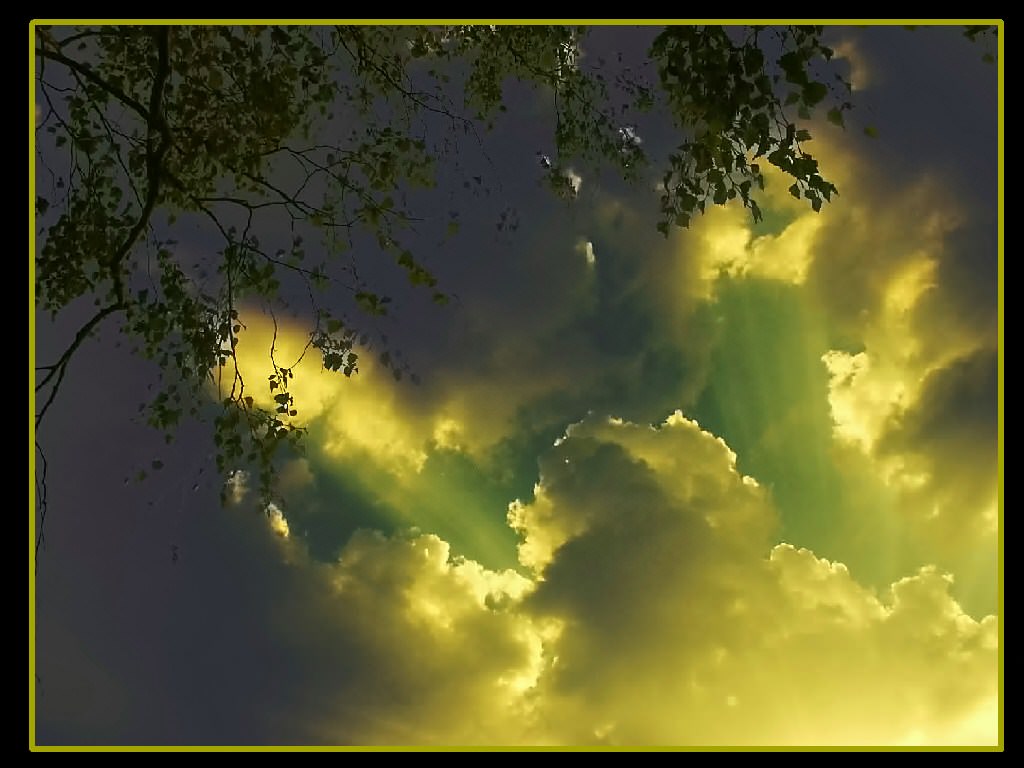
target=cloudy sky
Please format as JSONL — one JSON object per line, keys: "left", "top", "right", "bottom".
{"left": 33, "top": 24, "right": 1001, "bottom": 748}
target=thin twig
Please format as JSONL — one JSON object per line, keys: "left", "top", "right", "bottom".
{"left": 34, "top": 441, "right": 49, "bottom": 570}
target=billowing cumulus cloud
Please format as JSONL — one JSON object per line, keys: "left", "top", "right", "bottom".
{"left": 268, "top": 528, "right": 548, "bottom": 745}
{"left": 797, "top": 140, "right": 998, "bottom": 559}
{"left": 252, "top": 412, "right": 996, "bottom": 746}
{"left": 511, "top": 413, "right": 996, "bottom": 745}
{"left": 617, "top": 126, "right": 998, "bottom": 608}
{"left": 182, "top": 33, "right": 997, "bottom": 746}
{"left": 219, "top": 109, "right": 996, "bottom": 613}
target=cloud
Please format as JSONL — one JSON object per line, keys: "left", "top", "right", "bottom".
{"left": 222, "top": 118, "right": 995, "bottom": 613}
{"left": 223, "top": 194, "right": 706, "bottom": 481}
{"left": 684, "top": 167, "right": 826, "bottom": 290}
{"left": 575, "top": 238, "right": 597, "bottom": 267}
{"left": 226, "top": 313, "right": 445, "bottom": 474}
{"left": 278, "top": 458, "right": 315, "bottom": 493}
{"left": 252, "top": 411, "right": 997, "bottom": 746}
{"left": 266, "top": 502, "right": 290, "bottom": 538}
{"left": 831, "top": 38, "right": 871, "bottom": 91}
{"left": 276, "top": 529, "right": 549, "bottom": 745}
{"left": 511, "top": 412, "right": 996, "bottom": 746}
{"left": 40, "top": 27, "right": 997, "bottom": 749}
{"left": 635, "top": 128, "right": 997, "bottom": 604}
{"left": 565, "top": 169, "right": 583, "bottom": 196}
{"left": 875, "top": 347, "right": 999, "bottom": 546}
{"left": 801, "top": 143, "right": 997, "bottom": 556}
{"left": 224, "top": 469, "right": 249, "bottom": 505}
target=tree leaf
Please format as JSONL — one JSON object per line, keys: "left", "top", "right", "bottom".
{"left": 802, "top": 82, "right": 828, "bottom": 107}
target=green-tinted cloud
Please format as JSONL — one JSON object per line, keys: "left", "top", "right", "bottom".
{"left": 256, "top": 412, "right": 997, "bottom": 746}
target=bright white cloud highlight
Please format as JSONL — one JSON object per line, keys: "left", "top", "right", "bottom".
{"left": 266, "top": 502, "right": 290, "bottom": 538}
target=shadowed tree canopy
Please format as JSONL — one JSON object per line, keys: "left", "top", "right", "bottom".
{"left": 32, "top": 23, "right": 997, "bottom": 516}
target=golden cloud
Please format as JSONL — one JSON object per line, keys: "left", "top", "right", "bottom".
{"left": 264, "top": 412, "right": 996, "bottom": 746}
{"left": 225, "top": 312, "right": 458, "bottom": 475}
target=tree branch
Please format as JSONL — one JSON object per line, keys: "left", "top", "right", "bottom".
{"left": 35, "top": 46, "right": 152, "bottom": 125}
{"left": 107, "top": 26, "right": 172, "bottom": 304}
{"left": 35, "top": 302, "right": 125, "bottom": 427}
{"left": 34, "top": 441, "right": 49, "bottom": 571}
{"left": 35, "top": 29, "right": 171, "bottom": 429}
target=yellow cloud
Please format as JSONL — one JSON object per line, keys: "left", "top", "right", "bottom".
{"left": 224, "top": 311, "right": 462, "bottom": 476}
{"left": 299, "top": 529, "right": 548, "bottom": 745}
{"left": 211, "top": 120, "right": 996, "bottom": 745}
{"left": 513, "top": 413, "right": 997, "bottom": 746}
{"left": 221, "top": 312, "right": 336, "bottom": 424}
{"left": 267, "top": 412, "right": 997, "bottom": 746}
{"left": 266, "top": 501, "right": 290, "bottom": 538}
{"left": 675, "top": 130, "right": 996, "bottom": 560}
{"left": 808, "top": 168, "right": 996, "bottom": 553}
{"left": 689, "top": 164, "right": 829, "bottom": 289}
{"left": 821, "top": 251, "right": 942, "bottom": 454}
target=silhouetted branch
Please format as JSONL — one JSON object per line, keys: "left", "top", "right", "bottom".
{"left": 108, "top": 27, "right": 172, "bottom": 304}
{"left": 34, "top": 441, "right": 49, "bottom": 570}
{"left": 35, "top": 302, "right": 125, "bottom": 427}
{"left": 35, "top": 28, "right": 174, "bottom": 563}
{"left": 35, "top": 46, "right": 153, "bottom": 125}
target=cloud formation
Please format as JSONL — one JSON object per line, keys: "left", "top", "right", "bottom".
{"left": 803, "top": 143, "right": 998, "bottom": 558}
{"left": 223, "top": 111, "right": 997, "bottom": 612}
{"left": 255, "top": 412, "right": 996, "bottom": 746}
{"left": 512, "top": 413, "right": 996, "bottom": 745}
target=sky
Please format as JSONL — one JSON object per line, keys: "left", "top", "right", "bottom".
{"left": 33, "top": 24, "right": 1001, "bottom": 748}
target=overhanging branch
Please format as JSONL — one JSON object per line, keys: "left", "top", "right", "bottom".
{"left": 35, "top": 46, "right": 153, "bottom": 125}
